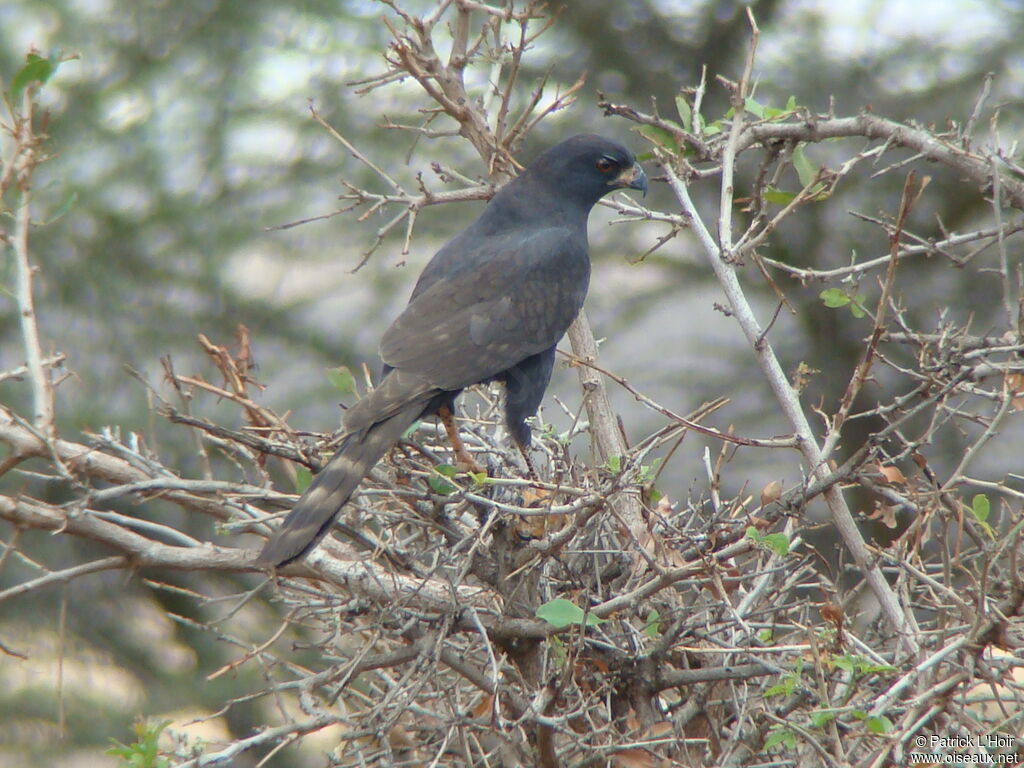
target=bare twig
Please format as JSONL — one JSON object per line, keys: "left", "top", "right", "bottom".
{"left": 9, "top": 89, "right": 55, "bottom": 439}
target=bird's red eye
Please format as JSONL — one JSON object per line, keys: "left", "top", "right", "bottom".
{"left": 595, "top": 157, "right": 616, "bottom": 173}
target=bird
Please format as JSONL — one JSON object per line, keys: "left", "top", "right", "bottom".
{"left": 257, "top": 134, "right": 647, "bottom": 567}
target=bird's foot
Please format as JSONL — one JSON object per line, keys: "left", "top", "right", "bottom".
{"left": 454, "top": 447, "right": 484, "bottom": 474}
{"left": 438, "top": 404, "right": 484, "bottom": 474}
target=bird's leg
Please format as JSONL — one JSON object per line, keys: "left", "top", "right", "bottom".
{"left": 438, "top": 404, "right": 483, "bottom": 473}
{"left": 516, "top": 442, "right": 539, "bottom": 480}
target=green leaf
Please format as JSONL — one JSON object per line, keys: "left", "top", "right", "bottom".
{"left": 11, "top": 52, "right": 59, "bottom": 100}
{"left": 865, "top": 715, "right": 892, "bottom": 734}
{"left": 744, "top": 96, "right": 766, "bottom": 119}
{"left": 637, "top": 458, "right": 661, "bottom": 483}
{"left": 764, "top": 726, "right": 796, "bottom": 751}
{"left": 970, "top": 494, "right": 996, "bottom": 539}
{"left": 643, "top": 609, "right": 661, "bottom": 639}
{"left": 702, "top": 121, "right": 722, "bottom": 137}
{"left": 637, "top": 124, "right": 680, "bottom": 153}
{"left": 971, "top": 494, "right": 990, "bottom": 523}
{"left": 793, "top": 145, "right": 818, "bottom": 188}
{"left": 327, "top": 365, "right": 356, "bottom": 395}
{"left": 537, "top": 598, "right": 585, "bottom": 628}
{"left": 536, "top": 598, "right": 605, "bottom": 629}
{"left": 107, "top": 718, "right": 172, "bottom": 768}
{"left": 764, "top": 187, "right": 797, "bottom": 205}
{"left": 647, "top": 487, "right": 663, "bottom": 504}
{"left": 548, "top": 634, "right": 568, "bottom": 665}
{"left": 428, "top": 475, "right": 457, "bottom": 496}
{"left": 294, "top": 467, "right": 313, "bottom": 494}
{"left": 820, "top": 288, "right": 851, "bottom": 308}
{"left": 675, "top": 95, "right": 692, "bottom": 131}
{"left": 757, "top": 628, "right": 774, "bottom": 643}
{"left": 765, "top": 678, "right": 795, "bottom": 697}
{"left": 810, "top": 184, "right": 831, "bottom": 201}
{"left": 429, "top": 461, "right": 460, "bottom": 494}
{"left": 470, "top": 471, "right": 489, "bottom": 486}
{"left": 786, "top": 95, "right": 798, "bottom": 111}
{"left": 747, "top": 527, "right": 789, "bottom": 557}
{"left": 605, "top": 455, "right": 622, "bottom": 474}
{"left": 849, "top": 295, "right": 868, "bottom": 318}
{"left": 761, "top": 533, "right": 790, "bottom": 557}
{"left": 833, "top": 655, "right": 856, "bottom": 673}
{"left": 810, "top": 709, "right": 838, "bottom": 728}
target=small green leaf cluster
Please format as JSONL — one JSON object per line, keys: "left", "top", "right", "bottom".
{"left": 429, "top": 462, "right": 459, "bottom": 495}
{"left": 764, "top": 660, "right": 803, "bottom": 698}
{"left": 971, "top": 493, "right": 994, "bottom": 538}
{"left": 831, "top": 654, "right": 896, "bottom": 677}
{"left": 535, "top": 598, "right": 606, "bottom": 629}
{"left": 643, "top": 608, "right": 661, "bottom": 639}
{"left": 327, "top": 365, "right": 357, "bottom": 395}
{"left": 762, "top": 652, "right": 896, "bottom": 753}
{"left": 294, "top": 466, "right": 313, "bottom": 493}
{"left": 745, "top": 526, "right": 790, "bottom": 557}
{"left": 106, "top": 718, "right": 173, "bottom": 768}
{"left": 820, "top": 287, "right": 867, "bottom": 318}
{"left": 10, "top": 51, "right": 62, "bottom": 99}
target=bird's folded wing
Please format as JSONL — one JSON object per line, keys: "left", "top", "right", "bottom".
{"left": 379, "top": 226, "right": 589, "bottom": 391}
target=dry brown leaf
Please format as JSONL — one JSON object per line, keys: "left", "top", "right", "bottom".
{"left": 820, "top": 603, "right": 843, "bottom": 630}
{"left": 625, "top": 710, "right": 641, "bottom": 731}
{"left": 867, "top": 503, "right": 899, "bottom": 529}
{"left": 387, "top": 724, "right": 415, "bottom": 750}
{"left": 760, "top": 479, "right": 783, "bottom": 507}
{"left": 631, "top": 528, "right": 656, "bottom": 578}
{"left": 1007, "top": 372, "right": 1024, "bottom": 411}
{"left": 791, "top": 361, "right": 820, "bottom": 393}
{"left": 471, "top": 694, "right": 493, "bottom": 719}
{"left": 875, "top": 462, "right": 907, "bottom": 485}
{"left": 515, "top": 514, "right": 547, "bottom": 539}
{"left": 644, "top": 720, "right": 675, "bottom": 739}
{"left": 515, "top": 488, "right": 568, "bottom": 538}
{"left": 747, "top": 515, "right": 772, "bottom": 531}
{"left": 613, "top": 749, "right": 663, "bottom": 768}
{"left": 522, "top": 486, "right": 551, "bottom": 506}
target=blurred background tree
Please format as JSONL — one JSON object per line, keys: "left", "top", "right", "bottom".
{"left": 1, "top": 0, "right": 1022, "bottom": 765}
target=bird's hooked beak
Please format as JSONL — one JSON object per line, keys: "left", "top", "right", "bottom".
{"left": 610, "top": 162, "right": 648, "bottom": 197}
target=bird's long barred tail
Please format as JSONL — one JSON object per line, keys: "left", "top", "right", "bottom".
{"left": 256, "top": 400, "right": 426, "bottom": 567}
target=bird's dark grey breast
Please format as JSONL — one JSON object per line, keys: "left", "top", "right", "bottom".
{"left": 379, "top": 226, "right": 589, "bottom": 392}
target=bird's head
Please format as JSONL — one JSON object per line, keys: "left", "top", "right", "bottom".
{"left": 523, "top": 134, "right": 648, "bottom": 207}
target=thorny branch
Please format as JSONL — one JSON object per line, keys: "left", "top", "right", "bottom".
{"left": 7, "top": 83, "right": 56, "bottom": 439}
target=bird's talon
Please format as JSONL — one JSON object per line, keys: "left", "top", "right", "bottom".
{"left": 455, "top": 453, "right": 484, "bottom": 475}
